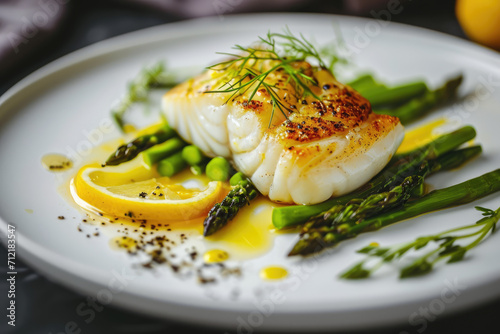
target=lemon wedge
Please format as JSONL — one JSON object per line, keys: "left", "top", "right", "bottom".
{"left": 73, "top": 159, "right": 224, "bottom": 221}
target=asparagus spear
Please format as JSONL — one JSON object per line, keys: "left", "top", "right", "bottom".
{"left": 182, "top": 145, "right": 205, "bottom": 166}
{"left": 347, "top": 74, "right": 382, "bottom": 92}
{"left": 305, "top": 170, "right": 427, "bottom": 228}
{"left": 375, "top": 75, "right": 463, "bottom": 125}
{"left": 289, "top": 168, "right": 500, "bottom": 257}
{"left": 272, "top": 126, "right": 477, "bottom": 229}
{"left": 142, "top": 137, "right": 186, "bottom": 166}
{"left": 361, "top": 81, "right": 428, "bottom": 108}
{"left": 190, "top": 165, "right": 204, "bottom": 176}
{"left": 105, "top": 124, "right": 177, "bottom": 166}
{"left": 427, "top": 145, "right": 481, "bottom": 174}
{"left": 290, "top": 146, "right": 482, "bottom": 256}
{"left": 289, "top": 175, "right": 425, "bottom": 256}
{"left": 181, "top": 145, "right": 208, "bottom": 176}
{"left": 206, "top": 157, "right": 231, "bottom": 181}
{"left": 157, "top": 151, "right": 187, "bottom": 177}
{"left": 203, "top": 172, "right": 258, "bottom": 236}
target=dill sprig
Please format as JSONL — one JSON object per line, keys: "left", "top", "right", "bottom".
{"left": 341, "top": 205, "right": 500, "bottom": 279}
{"left": 112, "top": 61, "right": 178, "bottom": 131}
{"left": 205, "top": 28, "right": 344, "bottom": 127}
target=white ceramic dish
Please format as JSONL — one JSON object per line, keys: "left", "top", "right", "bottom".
{"left": 1, "top": 13, "right": 500, "bottom": 332}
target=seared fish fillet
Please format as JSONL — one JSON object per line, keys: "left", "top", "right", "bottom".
{"left": 163, "top": 60, "right": 404, "bottom": 204}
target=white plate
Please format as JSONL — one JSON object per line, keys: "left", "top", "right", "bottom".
{"left": 1, "top": 13, "right": 500, "bottom": 332}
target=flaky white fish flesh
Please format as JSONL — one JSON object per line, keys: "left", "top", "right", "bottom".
{"left": 163, "top": 60, "right": 404, "bottom": 204}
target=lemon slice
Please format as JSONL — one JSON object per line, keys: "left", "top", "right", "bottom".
{"left": 73, "top": 161, "right": 224, "bottom": 221}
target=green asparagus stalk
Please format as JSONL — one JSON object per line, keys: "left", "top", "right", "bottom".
{"left": 190, "top": 165, "right": 204, "bottom": 176}
{"left": 157, "top": 151, "right": 187, "bottom": 177}
{"left": 203, "top": 172, "right": 258, "bottom": 236}
{"left": 427, "top": 145, "right": 481, "bottom": 173}
{"left": 206, "top": 157, "right": 231, "bottom": 181}
{"left": 341, "top": 205, "right": 500, "bottom": 279}
{"left": 181, "top": 145, "right": 209, "bottom": 176}
{"left": 272, "top": 126, "right": 477, "bottom": 229}
{"left": 105, "top": 124, "right": 177, "bottom": 166}
{"left": 375, "top": 75, "right": 463, "bottom": 125}
{"left": 289, "top": 169, "right": 500, "bottom": 257}
{"left": 347, "top": 74, "right": 382, "bottom": 92}
{"left": 294, "top": 146, "right": 482, "bottom": 252}
{"left": 182, "top": 145, "right": 205, "bottom": 166}
{"left": 306, "top": 174, "right": 425, "bottom": 232}
{"left": 142, "top": 137, "right": 186, "bottom": 166}
{"left": 289, "top": 175, "right": 425, "bottom": 256}
{"left": 361, "top": 81, "right": 428, "bottom": 108}
{"left": 229, "top": 172, "right": 247, "bottom": 186}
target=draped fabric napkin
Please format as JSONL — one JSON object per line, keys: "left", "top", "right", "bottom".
{"left": 0, "top": 0, "right": 69, "bottom": 78}
{"left": 119, "top": 0, "right": 308, "bottom": 18}
{"left": 0, "top": 0, "right": 303, "bottom": 78}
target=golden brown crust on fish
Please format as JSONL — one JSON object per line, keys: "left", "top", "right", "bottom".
{"left": 162, "top": 58, "right": 404, "bottom": 204}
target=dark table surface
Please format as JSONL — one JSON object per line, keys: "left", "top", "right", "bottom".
{"left": 1, "top": 0, "right": 499, "bottom": 333}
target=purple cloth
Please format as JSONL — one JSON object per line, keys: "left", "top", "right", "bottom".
{"left": 119, "top": 0, "right": 387, "bottom": 17}
{"left": 0, "top": 0, "right": 69, "bottom": 77}
{"left": 119, "top": 0, "right": 308, "bottom": 18}
{"left": 0, "top": 0, "right": 391, "bottom": 79}
{"left": 344, "top": 0, "right": 392, "bottom": 13}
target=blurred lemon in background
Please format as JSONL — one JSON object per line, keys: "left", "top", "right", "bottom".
{"left": 456, "top": 0, "right": 500, "bottom": 50}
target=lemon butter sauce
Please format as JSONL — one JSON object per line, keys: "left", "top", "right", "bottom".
{"left": 260, "top": 266, "right": 288, "bottom": 280}
{"left": 52, "top": 118, "right": 451, "bottom": 282}
{"left": 41, "top": 153, "right": 73, "bottom": 172}
{"left": 203, "top": 249, "right": 229, "bottom": 263}
{"left": 58, "top": 126, "right": 279, "bottom": 266}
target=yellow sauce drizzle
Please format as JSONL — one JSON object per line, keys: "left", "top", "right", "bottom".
{"left": 60, "top": 123, "right": 280, "bottom": 261}
{"left": 25, "top": 209, "right": 33, "bottom": 214}
{"left": 205, "top": 197, "right": 279, "bottom": 259}
{"left": 397, "top": 118, "right": 447, "bottom": 154}
{"left": 260, "top": 266, "right": 288, "bottom": 281}
{"left": 41, "top": 154, "right": 73, "bottom": 172}
{"left": 122, "top": 124, "right": 137, "bottom": 133}
{"left": 203, "top": 249, "right": 229, "bottom": 263}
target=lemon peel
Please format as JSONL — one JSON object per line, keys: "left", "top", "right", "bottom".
{"left": 73, "top": 162, "right": 224, "bottom": 221}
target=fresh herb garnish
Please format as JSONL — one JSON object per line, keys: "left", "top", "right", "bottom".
{"left": 341, "top": 205, "right": 500, "bottom": 279}
{"left": 112, "top": 61, "right": 178, "bottom": 131}
{"left": 205, "top": 28, "right": 345, "bottom": 127}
